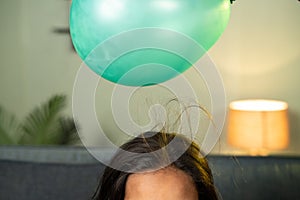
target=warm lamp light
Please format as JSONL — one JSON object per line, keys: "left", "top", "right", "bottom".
{"left": 227, "top": 99, "right": 289, "bottom": 155}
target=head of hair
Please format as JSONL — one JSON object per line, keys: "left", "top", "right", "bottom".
{"left": 92, "top": 131, "right": 218, "bottom": 200}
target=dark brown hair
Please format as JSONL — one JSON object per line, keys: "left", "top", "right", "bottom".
{"left": 92, "top": 132, "right": 218, "bottom": 200}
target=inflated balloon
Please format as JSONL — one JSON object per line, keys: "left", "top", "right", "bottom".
{"left": 70, "top": 0, "right": 231, "bottom": 86}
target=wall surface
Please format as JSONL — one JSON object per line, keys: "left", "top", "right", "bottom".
{"left": 209, "top": 0, "right": 300, "bottom": 154}
{"left": 0, "top": 0, "right": 80, "bottom": 117}
{"left": 0, "top": 0, "right": 299, "bottom": 154}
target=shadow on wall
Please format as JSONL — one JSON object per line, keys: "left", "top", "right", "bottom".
{"left": 288, "top": 110, "right": 300, "bottom": 152}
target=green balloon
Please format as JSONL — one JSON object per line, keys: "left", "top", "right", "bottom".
{"left": 70, "top": 0, "right": 230, "bottom": 86}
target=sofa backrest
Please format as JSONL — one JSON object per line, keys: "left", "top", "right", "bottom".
{"left": 0, "top": 147, "right": 300, "bottom": 200}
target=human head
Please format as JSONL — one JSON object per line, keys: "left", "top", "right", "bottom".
{"left": 92, "top": 132, "right": 218, "bottom": 200}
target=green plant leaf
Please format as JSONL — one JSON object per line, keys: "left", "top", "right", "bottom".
{"left": 20, "top": 95, "right": 67, "bottom": 145}
{"left": 0, "top": 94, "right": 80, "bottom": 146}
{"left": 57, "top": 117, "right": 80, "bottom": 145}
{"left": 0, "top": 106, "right": 21, "bottom": 145}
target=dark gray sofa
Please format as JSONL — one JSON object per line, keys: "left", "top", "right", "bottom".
{"left": 0, "top": 146, "right": 300, "bottom": 200}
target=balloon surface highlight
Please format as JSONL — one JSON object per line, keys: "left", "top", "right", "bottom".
{"left": 70, "top": 0, "right": 231, "bottom": 86}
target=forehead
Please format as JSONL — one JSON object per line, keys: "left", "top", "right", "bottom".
{"left": 124, "top": 167, "right": 198, "bottom": 200}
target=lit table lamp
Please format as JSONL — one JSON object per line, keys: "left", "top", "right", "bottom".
{"left": 227, "top": 99, "right": 289, "bottom": 155}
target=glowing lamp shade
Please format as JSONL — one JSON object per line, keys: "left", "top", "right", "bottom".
{"left": 227, "top": 100, "right": 289, "bottom": 152}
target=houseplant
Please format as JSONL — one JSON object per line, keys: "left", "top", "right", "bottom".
{"left": 0, "top": 94, "right": 79, "bottom": 145}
